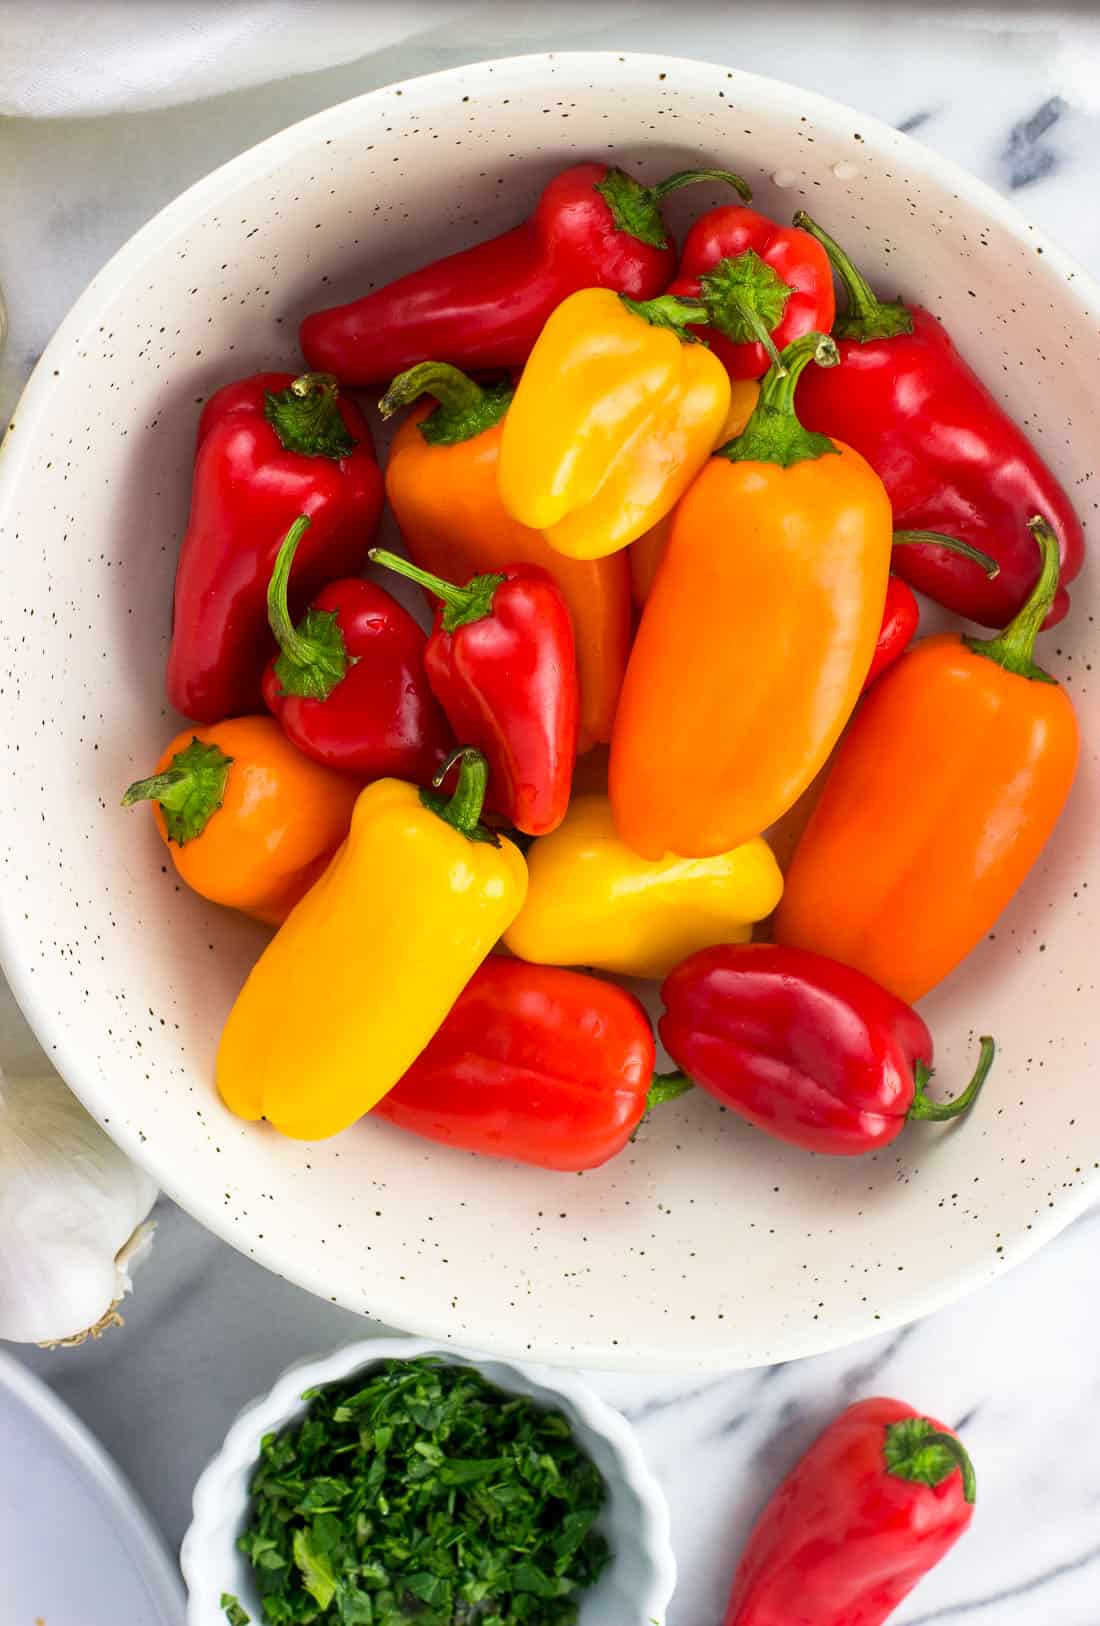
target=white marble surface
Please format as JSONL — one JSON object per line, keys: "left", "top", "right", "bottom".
{"left": 5, "top": 5, "right": 1100, "bottom": 1623}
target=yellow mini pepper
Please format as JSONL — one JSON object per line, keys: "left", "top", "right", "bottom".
{"left": 218, "top": 749, "right": 527, "bottom": 1140}
{"left": 498, "top": 288, "right": 732, "bottom": 559}
{"left": 503, "top": 794, "right": 782, "bottom": 980}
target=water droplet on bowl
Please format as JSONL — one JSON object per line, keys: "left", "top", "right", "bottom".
{"left": 832, "top": 160, "right": 860, "bottom": 181}
{"left": 771, "top": 168, "right": 798, "bottom": 188}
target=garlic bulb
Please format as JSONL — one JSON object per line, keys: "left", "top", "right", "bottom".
{"left": 0, "top": 1069, "right": 158, "bottom": 1345}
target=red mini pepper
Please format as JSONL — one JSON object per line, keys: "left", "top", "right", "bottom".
{"left": 299, "top": 162, "right": 751, "bottom": 386}
{"left": 260, "top": 517, "right": 450, "bottom": 784}
{"left": 659, "top": 944, "right": 995, "bottom": 1157}
{"left": 374, "top": 957, "right": 688, "bottom": 1171}
{"left": 667, "top": 205, "right": 836, "bottom": 378}
{"left": 166, "top": 371, "right": 383, "bottom": 722}
{"left": 864, "top": 575, "right": 920, "bottom": 691}
{"left": 794, "top": 212, "right": 1084, "bottom": 628}
{"left": 370, "top": 549, "right": 579, "bottom": 836}
{"left": 724, "top": 1396, "right": 976, "bottom": 1625}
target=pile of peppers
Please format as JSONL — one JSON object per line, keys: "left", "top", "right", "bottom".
{"left": 118, "top": 150, "right": 1086, "bottom": 1623}
{"left": 126, "top": 159, "right": 1082, "bottom": 1170}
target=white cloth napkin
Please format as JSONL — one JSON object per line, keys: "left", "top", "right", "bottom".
{"left": 0, "top": 0, "right": 476, "bottom": 118}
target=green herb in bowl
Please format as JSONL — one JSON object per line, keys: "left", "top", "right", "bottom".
{"left": 228, "top": 1356, "right": 611, "bottom": 1625}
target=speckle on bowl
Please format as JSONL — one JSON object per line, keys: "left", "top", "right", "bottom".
{"left": 0, "top": 52, "right": 1098, "bottom": 1371}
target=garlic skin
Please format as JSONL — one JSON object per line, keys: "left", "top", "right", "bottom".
{"left": 0, "top": 1070, "right": 158, "bottom": 1345}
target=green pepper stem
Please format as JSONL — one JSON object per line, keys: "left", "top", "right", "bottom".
{"left": 718, "top": 332, "right": 840, "bottom": 468}
{"left": 892, "top": 530, "right": 1000, "bottom": 579}
{"left": 884, "top": 1417, "right": 977, "bottom": 1505}
{"left": 369, "top": 548, "right": 502, "bottom": 633}
{"left": 650, "top": 167, "right": 753, "bottom": 203}
{"left": 421, "top": 748, "right": 499, "bottom": 846}
{"left": 646, "top": 1072, "right": 694, "bottom": 1111}
{"left": 909, "top": 1036, "right": 995, "bottom": 1123}
{"left": 966, "top": 517, "right": 1061, "bottom": 683}
{"left": 379, "top": 361, "right": 513, "bottom": 446}
{"left": 121, "top": 736, "right": 234, "bottom": 846}
{"left": 620, "top": 291, "right": 709, "bottom": 340}
{"left": 263, "top": 372, "right": 355, "bottom": 459}
{"left": 793, "top": 211, "right": 914, "bottom": 343}
{"left": 267, "top": 516, "right": 315, "bottom": 665}
{"left": 380, "top": 361, "right": 485, "bottom": 421}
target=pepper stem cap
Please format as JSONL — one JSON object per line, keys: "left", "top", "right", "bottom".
{"left": 884, "top": 1416, "right": 977, "bottom": 1505}
{"left": 121, "top": 736, "right": 234, "bottom": 845}
{"left": 717, "top": 331, "right": 840, "bottom": 467}
{"left": 596, "top": 166, "right": 752, "bottom": 251}
{"left": 264, "top": 372, "right": 356, "bottom": 459}
{"left": 793, "top": 212, "right": 914, "bottom": 342}
{"left": 420, "top": 747, "right": 500, "bottom": 845}
{"left": 267, "top": 515, "right": 354, "bottom": 701}
{"left": 965, "top": 517, "right": 1061, "bottom": 683}
{"left": 369, "top": 547, "right": 502, "bottom": 632}
{"left": 379, "top": 361, "right": 513, "bottom": 446}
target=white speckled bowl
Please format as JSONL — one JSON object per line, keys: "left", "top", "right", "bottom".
{"left": 1, "top": 53, "right": 1098, "bottom": 1372}
{"left": 180, "top": 1337, "right": 675, "bottom": 1626}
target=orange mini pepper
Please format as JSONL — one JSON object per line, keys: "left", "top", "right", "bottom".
{"left": 122, "top": 716, "right": 359, "bottom": 925}
{"left": 775, "top": 518, "right": 1079, "bottom": 1003}
{"left": 381, "top": 361, "right": 631, "bottom": 753}
{"left": 629, "top": 378, "right": 761, "bottom": 606}
{"left": 610, "top": 333, "right": 892, "bottom": 860}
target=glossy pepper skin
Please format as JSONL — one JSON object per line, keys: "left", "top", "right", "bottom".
{"left": 375, "top": 958, "right": 669, "bottom": 1171}
{"left": 382, "top": 362, "right": 631, "bottom": 753}
{"left": 217, "top": 750, "right": 527, "bottom": 1140}
{"left": 121, "top": 718, "right": 359, "bottom": 926}
{"left": 864, "top": 574, "right": 920, "bottom": 691}
{"left": 777, "top": 519, "right": 1079, "bottom": 1002}
{"left": 299, "top": 161, "right": 751, "bottom": 385}
{"left": 660, "top": 944, "right": 994, "bottom": 1156}
{"left": 723, "top": 1397, "right": 976, "bottom": 1625}
{"left": 794, "top": 212, "right": 1084, "bottom": 629}
{"left": 166, "top": 372, "right": 383, "bottom": 722}
{"left": 668, "top": 205, "right": 835, "bottom": 379}
{"left": 629, "top": 379, "right": 761, "bottom": 606}
{"left": 610, "top": 333, "right": 893, "bottom": 860}
{"left": 371, "top": 549, "right": 578, "bottom": 837}
{"left": 504, "top": 795, "right": 783, "bottom": 979}
{"left": 499, "top": 288, "right": 732, "bottom": 559}
{"left": 260, "top": 517, "right": 449, "bottom": 784}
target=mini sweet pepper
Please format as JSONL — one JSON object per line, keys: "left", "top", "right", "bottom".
{"left": 503, "top": 794, "right": 783, "bottom": 979}
{"left": 122, "top": 717, "right": 359, "bottom": 925}
{"left": 166, "top": 371, "right": 383, "bottom": 722}
{"left": 660, "top": 944, "right": 994, "bottom": 1156}
{"left": 217, "top": 748, "right": 527, "bottom": 1140}
{"left": 498, "top": 287, "right": 733, "bottom": 558}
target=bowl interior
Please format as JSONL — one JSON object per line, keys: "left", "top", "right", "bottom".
{"left": 1, "top": 52, "right": 1098, "bottom": 1370}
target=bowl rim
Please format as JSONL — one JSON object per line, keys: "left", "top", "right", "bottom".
{"left": 179, "top": 1334, "right": 677, "bottom": 1625}
{"left": 3, "top": 49, "right": 1100, "bottom": 1372}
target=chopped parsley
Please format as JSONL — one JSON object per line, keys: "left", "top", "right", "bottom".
{"left": 234, "top": 1357, "right": 610, "bottom": 1624}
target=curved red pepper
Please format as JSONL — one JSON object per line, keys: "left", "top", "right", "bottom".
{"left": 668, "top": 205, "right": 835, "bottom": 379}
{"left": 370, "top": 550, "right": 579, "bottom": 836}
{"left": 659, "top": 944, "right": 994, "bottom": 1157}
{"left": 299, "top": 162, "right": 751, "bottom": 385}
{"left": 374, "top": 957, "right": 673, "bottom": 1171}
{"left": 865, "top": 575, "right": 920, "bottom": 691}
{"left": 260, "top": 519, "right": 449, "bottom": 784}
{"left": 166, "top": 372, "right": 383, "bottom": 722}
{"left": 794, "top": 212, "right": 1084, "bottom": 629}
{"left": 724, "top": 1397, "right": 975, "bottom": 1625}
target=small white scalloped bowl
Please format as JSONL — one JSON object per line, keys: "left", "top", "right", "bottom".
{"left": 180, "top": 1336, "right": 676, "bottom": 1626}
